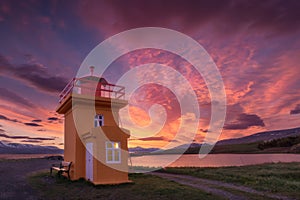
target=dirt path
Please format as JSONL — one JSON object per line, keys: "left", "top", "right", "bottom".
{"left": 0, "top": 158, "right": 296, "bottom": 200}
{"left": 0, "top": 158, "right": 58, "bottom": 200}
{"left": 150, "top": 172, "right": 294, "bottom": 200}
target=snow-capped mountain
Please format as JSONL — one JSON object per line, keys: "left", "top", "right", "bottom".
{"left": 0, "top": 141, "right": 63, "bottom": 154}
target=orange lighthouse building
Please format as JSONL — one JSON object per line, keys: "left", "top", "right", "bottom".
{"left": 56, "top": 68, "right": 130, "bottom": 184}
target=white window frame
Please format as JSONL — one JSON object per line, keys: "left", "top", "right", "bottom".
{"left": 74, "top": 80, "right": 82, "bottom": 94}
{"left": 94, "top": 114, "right": 104, "bottom": 127}
{"left": 105, "top": 141, "right": 121, "bottom": 164}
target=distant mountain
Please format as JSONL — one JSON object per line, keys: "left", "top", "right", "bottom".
{"left": 129, "top": 143, "right": 212, "bottom": 155}
{"left": 129, "top": 127, "right": 300, "bottom": 155}
{"left": 0, "top": 141, "right": 63, "bottom": 154}
{"left": 172, "top": 142, "right": 203, "bottom": 149}
{"left": 129, "top": 146, "right": 161, "bottom": 154}
{"left": 217, "top": 127, "right": 300, "bottom": 146}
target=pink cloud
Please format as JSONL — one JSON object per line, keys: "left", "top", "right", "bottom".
{"left": 1, "top": 0, "right": 300, "bottom": 148}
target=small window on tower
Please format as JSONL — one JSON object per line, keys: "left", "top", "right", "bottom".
{"left": 94, "top": 114, "right": 104, "bottom": 127}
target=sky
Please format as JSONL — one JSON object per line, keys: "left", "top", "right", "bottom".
{"left": 0, "top": 0, "right": 300, "bottom": 149}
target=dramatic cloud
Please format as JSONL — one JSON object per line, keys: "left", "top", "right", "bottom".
{"left": 0, "top": 1, "right": 300, "bottom": 147}
{"left": 0, "top": 133, "right": 54, "bottom": 141}
{"left": 0, "top": 114, "right": 19, "bottom": 123}
{"left": 0, "top": 55, "right": 68, "bottom": 93}
{"left": 0, "top": 115, "right": 10, "bottom": 120}
{"left": 290, "top": 104, "right": 300, "bottom": 115}
{"left": 79, "top": 0, "right": 300, "bottom": 36}
{"left": 47, "top": 117, "right": 59, "bottom": 121}
{"left": 224, "top": 113, "right": 265, "bottom": 130}
{"left": 0, "top": 88, "right": 35, "bottom": 108}
{"left": 24, "top": 122, "right": 42, "bottom": 127}
{"left": 32, "top": 119, "right": 42, "bottom": 122}
{"left": 21, "top": 139, "right": 42, "bottom": 143}
{"left": 200, "top": 129, "right": 208, "bottom": 133}
{"left": 0, "top": 115, "right": 42, "bottom": 127}
{"left": 137, "top": 136, "right": 169, "bottom": 141}
{"left": 47, "top": 117, "right": 63, "bottom": 125}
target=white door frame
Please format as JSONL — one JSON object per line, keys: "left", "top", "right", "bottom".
{"left": 85, "top": 142, "right": 93, "bottom": 181}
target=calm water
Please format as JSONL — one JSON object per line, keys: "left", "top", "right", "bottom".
{"left": 2, "top": 153, "right": 300, "bottom": 168}
{"left": 130, "top": 154, "right": 300, "bottom": 167}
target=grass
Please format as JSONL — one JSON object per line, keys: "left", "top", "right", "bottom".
{"left": 148, "top": 141, "right": 296, "bottom": 155}
{"left": 211, "top": 142, "right": 262, "bottom": 153}
{"left": 211, "top": 140, "right": 300, "bottom": 154}
{"left": 28, "top": 162, "right": 300, "bottom": 199}
{"left": 29, "top": 172, "right": 222, "bottom": 200}
{"left": 162, "top": 162, "right": 300, "bottom": 199}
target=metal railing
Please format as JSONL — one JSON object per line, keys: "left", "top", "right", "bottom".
{"left": 59, "top": 78, "right": 125, "bottom": 103}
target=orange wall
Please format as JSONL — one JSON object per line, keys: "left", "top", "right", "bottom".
{"left": 57, "top": 94, "right": 130, "bottom": 184}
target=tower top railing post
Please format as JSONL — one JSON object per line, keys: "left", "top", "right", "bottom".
{"left": 59, "top": 76, "right": 125, "bottom": 103}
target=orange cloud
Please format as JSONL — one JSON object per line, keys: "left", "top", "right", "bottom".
{"left": 128, "top": 106, "right": 151, "bottom": 127}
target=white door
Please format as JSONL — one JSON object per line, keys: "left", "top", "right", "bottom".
{"left": 86, "top": 142, "right": 93, "bottom": 181}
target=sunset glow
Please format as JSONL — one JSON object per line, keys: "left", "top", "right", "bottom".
{"left": 0, "top": 0, "right": 300, "bottom": 149}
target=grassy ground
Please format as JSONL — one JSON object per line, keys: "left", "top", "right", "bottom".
{"left": 146, "top": 141, "right": 299, "bottom": 155}
{"left": 29, "top": 172, "right": 222, "bottom": 200}
{"left": 211, "top": 142, "right": 299, "bottom": 154}
{"left": 162, "top": 162, "right": 300, "bottom": 199}
{"left": 211, "top": 142, "right": 263, "bottom": 153}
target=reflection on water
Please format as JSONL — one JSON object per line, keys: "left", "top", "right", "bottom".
{"left": 130, "top": 154, "right": 300, "bottom": 168}
{"left": 2, "top": 154, "right": 300, "bottom": 168}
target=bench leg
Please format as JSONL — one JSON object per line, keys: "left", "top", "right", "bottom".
{"left": 50, "top": 168, "right": 52, "bottom": 176}
{"left": 67, "top": 171, "right": 70, "bottom": 180}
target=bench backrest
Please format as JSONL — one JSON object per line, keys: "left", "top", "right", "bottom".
{"left": 60, "top": 161, "right": 72, "bottom": 169}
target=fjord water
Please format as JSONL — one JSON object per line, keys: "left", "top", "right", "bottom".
{"left": 130, "top": 154, "right": 300, "bottom": 168}
{"left": 2, "top": 153, "right": 300, "bottom": 168}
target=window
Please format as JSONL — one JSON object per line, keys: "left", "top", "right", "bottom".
{"left": 106, "top": 141, "right": 121, "bottom": 163}
{"left": 74, "top": 80, "right": 82, "bottom": 94}
{"left": 94, "top": 114, "right": 104, "bottom": 127}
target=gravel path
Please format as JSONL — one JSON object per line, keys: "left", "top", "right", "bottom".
{"left": 0, "top": 158, "right": 58, "bottom": 200}
{"left": 150, "top": 172, "right": 294, "bottom": 200}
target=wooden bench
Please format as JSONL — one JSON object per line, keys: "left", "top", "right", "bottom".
{"left": 50, "top": 161, "right": 72, "bottom": 179}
